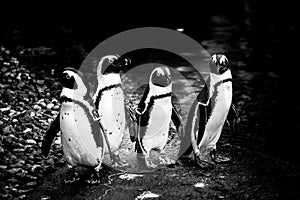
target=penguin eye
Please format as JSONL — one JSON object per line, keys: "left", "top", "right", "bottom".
{"left": 66, "top": 74, "right": 71, "bottom": 79}
{"left": 108, "top": 58, "right": 115, "bottom": 64}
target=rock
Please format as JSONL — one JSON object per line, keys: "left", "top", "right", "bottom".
{"left": 2, "top": 126, "right": 12, "bottom": 134}
{"left": 23, "top": 128, "right": 32, "bottom": 134}
{"left": 10, "top": 160, "right": 25, "bottom": 168}
{"left": 53, "top": 105, "right": 60, "bottom": 110}
{"left": 33, "top": 104, "right": 41, "bottom": 110}
{"left": 0, "top": 165, "right": 7, "bottom": 169}
{"left": 31, "top": 164, "right": 43, "bottom": 173}
{"left": 26, "top": 139, "right": 37, "bottom": 145}
{"left": 8, "top": 168, "right": 23, "bottom": 174}
{"left": 26, "top": 181, "right": 38, "bottom": 187}
{"left": 39, "top": 102, "right": 47, "bottom": 108}
{"left": 13, "top": 148, "right": 25, "bottom": 153}
{"left": 0, "top": 107, "right": 10, "bottom": 112}
{"left": 30, "top": 111, "right": 35, "bottom": 117}
{"left": 46, "top": 103, "right": 54, "bottom": 110}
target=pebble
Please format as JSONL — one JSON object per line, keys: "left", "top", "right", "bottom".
{"left": 31, "top": 164, "right": 43, "bottom": 173}
{"left": 33, "top": 104, "right": 41, "bottom": 110}
{"left": 53, "top": 105, "right": 60, "bottom": 110}
{"left": 26, "top": 181, "right": 38, "bottom": 187}
{"left": 26, "top": 139, "right": 37, "bottom": 145}
{"left": 47, "top": 103, "right": 54, "bottom": 110}
{"left": 8, "top": 168, "right": 23, "bottom": 174}
{"left": 0, "top": 165, "right": 7, "bottom": 169}
{"left": 23, "top": 128, "right": 32, "bottom": 133}
{"left": 30, "top": 111, "right": 35, "bottom": 117}
{"left": 0, "top": 107, "right": 10, "bottom": 112}
{"left": 11, "top": 160, "right": 25, "bottom": 168}
{"left": 40, "top": 102, "right": 47, "bottom": 108}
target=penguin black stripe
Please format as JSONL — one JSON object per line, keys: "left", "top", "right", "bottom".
{"left": 222, "top": 78, "right": 232, "bottom": 83}
{"left": 60, "top": 96, "right": 103, "bottom": 148}
{"left": 94, "top": 83, "right": 122, "bottom": 110}
{"left": 146, "top": 92, "right": 172, "bottom": 113}
{"left": 60, "top": 96, "right": 73, "bottom": 103}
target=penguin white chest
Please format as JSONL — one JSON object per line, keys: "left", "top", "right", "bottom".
{"left": 60, "top": 103, "right": 103, "bottom": 167}
{"left": 207, "top": 83, "right": 232, "bottom": 131}
{"left": 143, "top": 97, "right": 172, "bottom": 150}
{"left": 96, "top": 87, "right": 125, "bottom": 152}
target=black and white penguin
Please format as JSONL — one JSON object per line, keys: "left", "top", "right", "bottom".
{"left": 42, "top": 67, "right": 105, "bottom": 183}
{"left": 178, "top": 54, "right": 240, "bottom": 168}
{"left": 135, "top": 66, "right": 182, "bottom": 168}
{"left": 93, "top": 55, "right": 130, "bottom": 167}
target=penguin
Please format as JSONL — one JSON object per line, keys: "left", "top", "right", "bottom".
{"left": 135, "top": 66, "right": 182, "bottom": 169}
{"left": 41, "top": 67, "right": 105, "bottom": 184}
{"left": 92, "top": 55, "right": 130, "bottom": 168}
{"left": 178, "top": 54, "right": 240, "bottom": 168}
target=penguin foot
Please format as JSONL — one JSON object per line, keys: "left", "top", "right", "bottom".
{"left": 158, "top": 156, "right": 175, "bottom": 166}
{"left": 63, "top": 170, "right": 79, "bottom": 184}
{"left": 86, "top": 171, "right": 101, "bottom": 185}
{"left": 137, "top": 154, "right": 157, "bottom": 169}
{"left": 194, "top": 154, "right": 216, "bottom": 170}
{"left": 111, "top": 154, "right": 130, "bottom": 168}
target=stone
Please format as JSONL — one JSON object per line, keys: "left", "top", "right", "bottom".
{"left": 46, "top": 103, "right": 54, "bottom": 110}
{"left": 26, "top": 139, "right": 37, "bottom": 145}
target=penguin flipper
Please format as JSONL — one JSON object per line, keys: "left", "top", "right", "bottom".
{"left": 197, "top": 82, "right": 210, "bottom": 105}
{"left": 41, "top": 113, "right": 60, "bottom": 156}
{"left": 227, "top": 103, "right": 240, "bottom": 136}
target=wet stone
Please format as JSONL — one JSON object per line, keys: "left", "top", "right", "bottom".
{"left": 26, "top": 139, "right": 37, "bottom": 145}
{"left": 26, "top": 181, "right": 38, "bottom": 187}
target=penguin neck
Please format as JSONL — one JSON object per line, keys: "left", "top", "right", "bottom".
{"left": 60, "top": 87, "right": 87, "bottom": 102}
{"left": 209, "top": 69, "right": 232, "bottom": 86}
{"left": 96, "top": 73, "right": 121, "bottom": 90}
{"left": 208, "top": 69, "right": 232, "bottom": 97}
{"left": 149, "top": 82, "right": 172, "bottom": 96}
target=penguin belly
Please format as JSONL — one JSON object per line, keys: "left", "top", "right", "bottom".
{"left": 142, "top": 98, "right": 172, "bottom": 152}
{"left": 97, "top": 88, "right": 125, "bottom": 153}
{"left": 60, "top": 103, "right": 103, "bottom": 167}
{"left": 202, "top": 83, "right": 232, "bottom": 145}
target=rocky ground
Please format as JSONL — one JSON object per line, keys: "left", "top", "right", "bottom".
{"left": 0, "top": 44, "right": 299, "bottom": 200}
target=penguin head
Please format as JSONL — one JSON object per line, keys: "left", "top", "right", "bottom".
{"left": 150, "top": 66, "right": 172, "bottom": 87}
{"left": 209, "top": 54, "right": 229, "bottom": 75}
{"left": 61, "top": 67, "right": 89, "bottom": 98}
{"left": 98, "top": 55, "right": 131, "bottom": 75}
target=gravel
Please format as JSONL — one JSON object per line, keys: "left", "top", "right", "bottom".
{"left": 0, "top": 46, "right": 65, "bottom": 200}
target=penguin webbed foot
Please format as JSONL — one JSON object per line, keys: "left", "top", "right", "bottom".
{"left": 111, "top": 154, "right": 129, "bottom": 168}
{"left": 63, "top": 168, "right": 79, "bottom": 184}
{"left": 137, "top": 153, "right": 157, "bottom": 169}
{"left": 194, "top": 153, "right": 216, "bottom": 170}
{"left": 86, "top": 169, "right": 102, "bottom": 185}
{"left": 158, "top": 155, "right": 175, "bottom": 166}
